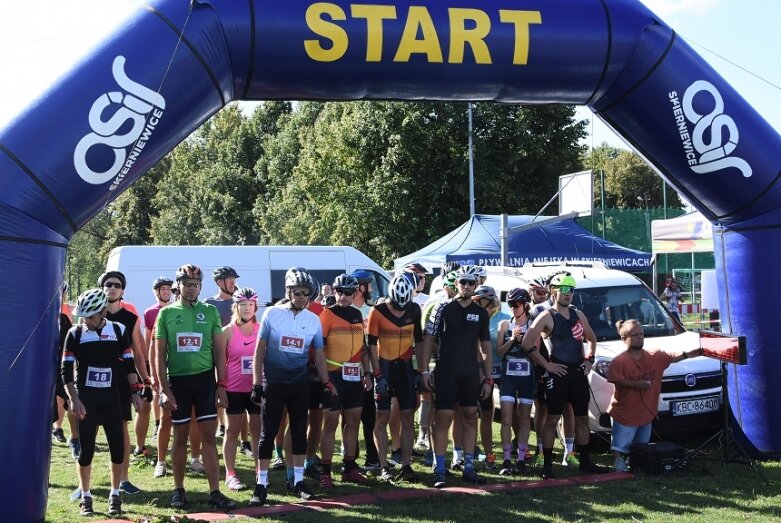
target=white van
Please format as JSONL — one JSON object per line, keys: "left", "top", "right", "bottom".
{"left": 105, "top": 245, "right": 390, "bottom": 323}
{"left": 482, "top": 262, "right": 722, "bottom": 436}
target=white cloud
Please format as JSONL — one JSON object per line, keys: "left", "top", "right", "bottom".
{"left": 641, "top": 0, "right": 719, "bottom": 16}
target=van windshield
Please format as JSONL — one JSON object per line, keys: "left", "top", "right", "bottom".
{"left": 570, "top": 285, "right": 679, "bottom": 341}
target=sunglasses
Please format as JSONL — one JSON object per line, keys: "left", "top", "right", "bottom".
{"left": 103, "top": 282, "right": 123, "bottom": 289}
{"left": 335, "top": 289, "right": 355, "bottom": 296}
{"left": 533, "top": 289, "right": 547, "bottom": 295}
{"left": 509, "top": 301, "right": 524, "bottom": 308}
{"left": 557, "top": 285, "right": 574, "bottom": 294}
{"left": 291, "top": 290, "right": 311, "bottom": 297}
{"left": 181, "top": 281, "right": 200, "bottom": 289}
{"left": 458, "top": 279, "right": 476, "bottom": 286}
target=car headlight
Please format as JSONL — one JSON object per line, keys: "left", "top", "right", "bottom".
{"left": 594, "top": 357, "right": 612, "bottom": 378}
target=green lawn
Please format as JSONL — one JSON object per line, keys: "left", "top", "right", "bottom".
{"left": 46, "top": 420, "right": 781, "bottom": 522}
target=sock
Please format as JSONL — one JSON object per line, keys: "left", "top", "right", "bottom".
{"left": 286, "top": 467, "right": 294, "bottom": 483}
{"left": 294, "top": 466, "right": 304, "bottom": 484}
{"left": 453, "top": 447, "right": 463, "bottom": 462}
{"left": 518, "top": 444, "right": 528, "bottom": 462}
{"left": 322, "top": 460, "right": 332, "bottom": 476}
{"left": 344, "top": 458, "right": 356, "bottom": 472}
{"left": 275, "top": 445, "right": 284, "bottom": 459}
{"left": 82, "top": 490, "right": 92, "bottom": 499}
{"left": 565, "top": 437, "right": 575, "bottom": 455}
{"left": 257, "top": 469, "right": 268, "bottom": 486}
{"left": 577, "top": 443, "right": 591, "bottom": 466}
{"left": 304, "top": 457, "right": 315, "bottom": 469}
{"left": 110, "top": 488, "right": 119, "bottom": 497}
{"left": 226, "top": 469, "right": 235, "bottom": 477}
{"left": 503, "top": 443, "right": 512, "bottom": 461}
{"left": 435, "top": 454, "right": 446, "bottom": 475}
{"left": 543, "top": 447, "right": 553, "bottom": 469}
{"left": 464, "top": 453, "right": 475, "bottom": 472}
{"left": 538, "top": 442, "right": 544, "bottom": 454}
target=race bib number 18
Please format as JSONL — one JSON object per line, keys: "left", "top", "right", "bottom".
{"left": 85, "top": 366, "right": 113, "bottom": 388}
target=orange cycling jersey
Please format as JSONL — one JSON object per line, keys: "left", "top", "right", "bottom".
{"left": 320, "top": 305, "right": 365, "bottom": 371}
{"left": 367, "top": 302, "right": 422, "bottom": 361}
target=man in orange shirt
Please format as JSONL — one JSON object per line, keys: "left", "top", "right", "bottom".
{"left": 607, "top": 319, "right": 702, "bottom": 471}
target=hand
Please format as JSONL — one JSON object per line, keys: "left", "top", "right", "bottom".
{"left": 140, "top": 385, "right": 154, "bottom": 403}
{"left": 250, "top": 384, "right": 265, "bottom": 406}
{"left": 421, "top": 373, "right": 433, "bottom": 392}
{"left": 215, "top": 387, "right": 228, "bottom": 409}
{"left": 545, "top": 362, "right": 568, "bottom": 377}
{"left": 131, "top": 394, "right": 143, "bottom": 412}
{"left": 363, "top": 374, "right": 373, "bottom": 392}
{"left": 581, "top": 360, "right": 593, "bottom": 375}
{"left": 414, "top": 371, "right": 423, "bottom": 393}
{"left": 69, "top": 397, "right": 87, "bottom": 421}
{"left": 480, "top": 381, "right": 492, "bottom": 400}
{"left": 159, "top": 390, "right": 178, "bottom": 411}
{"left": 375, "top": 376, "right": 389, "bottom": 398}
{"left": 324, "top": 380, "right": 338, "bottom": 398}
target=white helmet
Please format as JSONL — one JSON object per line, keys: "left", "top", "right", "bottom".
{"left": 389, "top": 274, "right": 415, "bottom": 309}
{"left": 75, "top": 288, "right": 108, "bottom": 317}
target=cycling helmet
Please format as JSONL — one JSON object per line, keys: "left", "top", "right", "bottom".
{"left": 456, "top": 266, "right": 478, "bottom": 282}
{"left": 401, "top": 270, "right": 418, "bottom": 288}
{"left": 404, "top": 263, "right": 426, "bottom": 274}
{"left": 176, "top": 264, "right": 203, "bottom": 282}
{"left": 285, "top": 267, "right": 310, "bottom": 289}
{"left": 350, "top": 270, "right": 373, "bottom": 283}
{"left": 333, "top": 274, "right": 359, "bottom": 291}
{"left": 473, "top": 285, "right": 498, "bottom": 303}
{"left": 474, "top": 266, "right": 487, "bottom": 278}
{"left": 389, "top": 274, "right": 415, "bottom": 309}
{"left": 153, "top": 276, "right": 174, "bottom": 290}
{"left": 98, "top": 271, "right": 126, "bottom": 289}
{"left": 213, "top": 266, "right": 240, "bottom": 281}
{"left": 307, "top": 274, "right": 321, "bottom": 302}
{"left": 233, "top": 287, "right": 258, "bottom": 302}
{"left": 549, "top": 273, "right": 577, "bottom": 289}
{"left": 528, "top": 276, "right": 547, "bottom": 290}
{"left": 443, "top": 270, "right": 459, "bottom": 290}
{"left": 75, "top": 288, "right": 108, "bottom": 317}
{"left": 507, "top": 287, "right": 532, "bottom": 305}
{"left": 545, "top": 270, "right": 572, "bottom": 288}
{"left": 442, "top": 261, "right": 461, "bottom": 274}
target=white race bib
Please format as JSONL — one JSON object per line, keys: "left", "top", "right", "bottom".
{"left": 279, "top": 334, "right": 306, "bottom": 354}
{"left": 241, "top": 356, "right": 253, "bottom": 375}
{"left": 177, "top": 332, "right": 203, "bottom": 353}
{"left": 85, "top": 366, "right": 113, "bottom": 388}
{"left": 342, "top": 362, "right": 361, "bottom": 382}
{"left": 506, "top": 358, "right": 531, "bottom": 377}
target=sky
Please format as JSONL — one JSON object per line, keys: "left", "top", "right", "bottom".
{"left": 0, "top": 0, "right": 778, "bottom": 150}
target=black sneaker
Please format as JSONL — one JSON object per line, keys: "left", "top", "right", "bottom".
{"left": 432, "top": 472, "right": 447, "bottom": 489}
{"left": 389, "top": 449, "right": 402, "bottom": 467}
{"left": 580, "top": 462, "right": 610, "bottom": 474}
{"left": 290, "top": 480, "right": 315, "bottom": 501}
{"left": 451, "top": 459, "right": 465, "bottom": 472}
{"left": 240, "top": 441, "right": 253, "bottom": 457}
{"left": 52, "top": 428, "right": 66, "bottom": 443}
{"left": 69, "top": 438, "right": 81, "bottom": 460}
{"left": 304, "top": 463, "right": 322, "bottom": 480}
{"left": 249, "top": 483, "right": 267, "bottom": 507}
{"left": 499, "top": 459, "right": 514, "bottom": 476}
{"left": 217, "top": 424, "right": 226, "bottom": 438}
{"left": 362, "top": 461, "right": 381, "bottom": 472}
{"left": 515, "top": 460, "right": 529, "bottom": 475}
{"left": 462, "top": 468, "right": 487, "bottom": 485}
{"left": 108, "top": 495, "right": 122, "bottom": 516}
{"left": 208, "top": 490, "right": 237, "bottom": 510}
{"left": 542, "top": 466, "right": 556, "bottom": 480}
{"left": 395, "top": 464, "right": 419, "bottom": 483}
{"left": 170, "top": 487, "right": 187, "bottom": 509}
{"left": 79, "top": 496, "right": 94, "bottom": 516}
{"left": 379, "top": 467, "right": 394, "bottom": 482}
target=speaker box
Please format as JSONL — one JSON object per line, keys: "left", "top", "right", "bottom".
{"left": 629, "top": 441, "right": 685, "bottom": 474}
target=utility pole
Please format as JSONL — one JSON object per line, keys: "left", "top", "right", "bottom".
{"left": 468, "top": 102, "right": 475, "bottom": 216}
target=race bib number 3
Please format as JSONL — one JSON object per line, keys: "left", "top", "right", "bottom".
{"left": 280, "top": 335, "right": 306, "bottom": 354}
{"left": 85, "top": 366, "right": 113, "bottom": 388}
{"left": 342, "top": 362, "right": 361, "bottom": 382}
{"left": 506, "top": 358, "right": 531, "bottom": 377}
{"left": 177, "top": 332, "right": 203, "bottom": 353}
{"left": 241, "top": 356, "right": 253, "bottom": 375}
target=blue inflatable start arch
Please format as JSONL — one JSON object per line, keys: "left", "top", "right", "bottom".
{"left": 1, "top": 1, "right": 779, "bottom": 520}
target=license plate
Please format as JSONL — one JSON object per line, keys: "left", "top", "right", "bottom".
{"left": 671, "top": 396, "right": 720, "bottom": 416}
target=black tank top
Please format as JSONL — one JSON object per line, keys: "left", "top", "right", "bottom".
{"left": 549, "top": 306, "right": 584, "bottom": 364}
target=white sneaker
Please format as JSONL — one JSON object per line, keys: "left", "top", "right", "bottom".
{"left": 190, "top": 457, "right": 206, "bottom": 474}
{"left": 154, "top": 461, "right": 167, "bottom": 478}
{"left": 226, "top": 474, "right": 246, "bottom": 491}
{"left": 614, "top": 456, "right": 629, "bottom": 472}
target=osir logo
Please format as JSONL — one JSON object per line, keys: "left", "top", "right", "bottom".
{"left": 669, "top": 80, "right": 751, "bottom": 178}
{"left": 74, "top": 56, "right": 165, "bottom": 186}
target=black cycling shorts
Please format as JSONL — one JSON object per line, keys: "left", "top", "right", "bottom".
{"left": 545, "top": 360, "right": 590, "bottom": 417}
{"left": 324, "top": 370, "right": 365, "bottom": 411}
{"left": 376, "top": 359, "right": 416, "bottom": 411}
{"left": 78, "top": 401, "right": 125, "bottom": 466}
{"left": 168, "top": 370, "right": 217, "bottom": 425}
{"left": 432, "top": 365, "right": 480, "bottom": 410}
{"left": 225, "top": 390, "right": 261, "bottom": 415}
{"left": 259, "top": 381, "right": 310, "bottom": 458}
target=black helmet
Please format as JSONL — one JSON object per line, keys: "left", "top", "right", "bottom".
{"left": 333, "top": 274, "right": 359, "bottom": 291}
{"left": 153, "top": 276, "right": 174, "bottom": 290}
{"left": 176, "top": 264, "right": 203, "bottom": 282}
{"left": 507, "top": 287, "right": 532, "bottom": 305}
{"left": 285, "top": 267, "right": 310, "bottom": 289}
{"left": 212, "top": 266, "right": 240, "bottom": 281}
{"left": 98, "top": 271, "right": 126, "bottom": 289}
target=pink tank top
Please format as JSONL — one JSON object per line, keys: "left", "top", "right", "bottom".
{"left": 226, "top": 322, "right": 260, "bottom": 392}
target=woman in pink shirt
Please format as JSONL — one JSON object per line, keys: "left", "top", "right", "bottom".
{"left": 222, "top": 288, "right": 262, "bottom": 491}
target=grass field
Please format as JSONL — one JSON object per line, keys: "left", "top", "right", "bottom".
{"left": 46, "top": 418, "right": 781, "bottom": 522}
